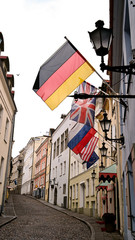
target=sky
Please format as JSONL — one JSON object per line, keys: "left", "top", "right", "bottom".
{"left": 0, "top": 0, "right": 109, "bottom": 157}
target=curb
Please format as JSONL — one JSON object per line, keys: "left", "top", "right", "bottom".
{"left": 0, "top": 194, "right": 17, "bottom": 228}
{"left": 0, "top": 216, "right": 17, "bottom": 228}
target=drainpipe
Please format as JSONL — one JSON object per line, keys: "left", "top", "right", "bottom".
{"left": 44, "top": 138, "right": 50, "bottom": 201}
{"left": 31, "top": 138, "right": 35, "bottom": 196}
{"left": 116, "top": 100, "right": 123, "bottom": 234}
{"left": 68, "top": 148, "right": 71, "bottom": 209}
{"left": 2, "top": 113, "right": 16, "bottom": 213}
{"left": 48, "top": 138, "right": 53, "bottom": 202}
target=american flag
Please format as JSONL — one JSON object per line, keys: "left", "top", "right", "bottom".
{"left": 79, "top": 136, "right": 99, "bottom": 162}
{"left": 70, "top": 81, "right": 97, "bottom": 127}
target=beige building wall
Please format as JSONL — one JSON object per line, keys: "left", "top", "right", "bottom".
{"left": 0, "top": 65, "right": 16, "bottom": 213}
{"left": 69, "top": 157, "right": 99, "bottom": 217}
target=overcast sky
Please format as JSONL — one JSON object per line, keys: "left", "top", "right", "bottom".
{"left": 0, "top": 0, "right": 109, "bottom": 157}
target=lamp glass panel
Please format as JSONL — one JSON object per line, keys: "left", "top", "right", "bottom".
{"left": 105, "top": 119, "right": 111, "bottom": 132}
{"left": 100, "top": 143, "right": 108, "bottom": 156}
{"left": 100, "top": 28, "right": 112, "bottom": 51}
{"left": 89, "top": 29, "right": 101, "bottom": 52}
{"left": 100, "top": 118, "right": 111, "bottom": 133}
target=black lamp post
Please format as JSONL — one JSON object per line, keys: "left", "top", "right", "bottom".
{"left": 99, "top": 161, "right": 105, "bottom": 171}
{"left": 91, "top": 169, "right": 96, "bottom": 179}
{"left": 99, "top": 142, "right": 108, "bottom": 157}
{"left": 91, "top": 169, "right": 96, "bottom": 196}
{"left": 99, "top": 112, "right": 124, "bottom": 145}
{"left": 88, "top": 20, "right": 135, "bottom": 75}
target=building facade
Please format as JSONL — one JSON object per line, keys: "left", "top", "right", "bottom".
{"left": 33, "top": 137, "right": 49, "bottom": 199}
{"left": 69, "top": 107, "right": 100, "bottom": 216}
{"left": 69, "top": 151, "right": 99, "bottom": 217}
{"left": 0, "top": 32, "right": 17, "bottom": 214}
{"left": 49, "top": 113, "right": 71, "bottom": 208}
{"left": 21, "top": 136, "right": 45, "bottom": 195}
{"left": 110, "top": 1, "right": 135, "bottom": 239}
{"left": 10, "top": 149, "right": 24, "bottom": 194}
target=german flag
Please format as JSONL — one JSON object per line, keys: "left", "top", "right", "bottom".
{"left": 33, "top": 38, "right": 95, "bottom": 110}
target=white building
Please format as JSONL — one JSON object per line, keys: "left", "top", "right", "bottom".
{"left": 49, "top": 113, "right": 73, "bottom": 208}
{"left": 21, "top": 136, "right": 45, "bottom": 195}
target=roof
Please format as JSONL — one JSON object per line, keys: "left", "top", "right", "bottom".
{"left": 96, "top": 180, "right": 109, "bottom": 190}
{"left": 99, "top": 163, "right": 117, "bottom": 182}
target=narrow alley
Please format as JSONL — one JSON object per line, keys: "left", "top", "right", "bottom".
{"left": 0, "top": 194, "right": 91, "bottom": 240}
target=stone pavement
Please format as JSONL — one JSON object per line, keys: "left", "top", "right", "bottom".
{"left": 38, "top": 198, "right": 124, "bottom": 240}
{"left": 0, "top": 193, "right": 124, "bottom": 240}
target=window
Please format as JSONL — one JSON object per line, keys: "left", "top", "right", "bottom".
{"left": 57, "top": 138, "right": 60, "bottom": 156}
{"left": 63, "top": 161, "right": 66, "bottom": 175}
{"left": 74, "top": 161, "right": 76, "bottom": 177}
{"left": 39, "top": 151, "right": 41, "bottom": 160}
{"left": 61, "top": 133, "right": 64, "bottom": 153}
{"left": 4, "top": 118, "right": 9, "bottom": 143}
{"left": 126, "top": 145, "right": 135, "bottom": 232}
{"left": 73, "top": 185, "right": 75, "bottom": 199}
{"left": 60, "top": 163, "right": 62, "bottom": 176}
{"left": 0, "top": 157, "right": 4, "bottom": 183}
{"left": 91, "top": 179, "right": 94, "bottom": 196}
{"left": 0, "top": 104, "right": 3, "bottom": 132}
{"left": 53, "top": 168, "right": 55, "bottom": 178}
{"left": 63, "top": 184, "right": 66, "bottom": 194}
{"left": 86, "top": 179, "right": 89, "bottom": 197}
{"left": 43, "top": 148, "right": 46, "bottom": 156}
{"left": 65, "top": 129, "right": 68, "bottom": 149}
{"left": 53, "top": 142, "right": 56, "bottom": 159}
{"left": 77, "top": 161, "right": 79, "bottom": 175}
{"left": 71, "top": 163, "right": 73, "bottom": 178}
{"left": 55, "top": 166, "right": 57, "bottom": 178}
{"left": 42, "top": 161, "right": 45, "bottom": 170}
{"left": 76, "top": 183, "right": 78, "bottom": 199}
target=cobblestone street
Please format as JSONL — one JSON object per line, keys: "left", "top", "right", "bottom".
{"left": 0, "top": 194, "right": 91, "bottom": 240}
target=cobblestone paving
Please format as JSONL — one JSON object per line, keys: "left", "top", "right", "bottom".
{"left": 0, "top": 194, "right": 91, "bottom": 240}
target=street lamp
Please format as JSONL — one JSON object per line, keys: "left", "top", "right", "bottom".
{"left": 99, "top": 142, "right": 116, "bottom": 163}
{"left": 91, "top": 169, "right": 96, "bottom": 179}
{"left": 91, "top": 169, "right": 96, "bottom": 196}
{"left": 99, "top": 142, "right": 108, "bottom": 157}
{"left": 99, "top": 112, "right": 124, "bottom": 145}
{"left": 88, "top": 20, "right": 135, "bottom": 75}
{"left": 99, "top": 161, "right": 105, "bottom": 171}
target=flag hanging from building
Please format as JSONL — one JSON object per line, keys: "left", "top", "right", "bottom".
{"left": 68, "top": 123, "right": 96, "bottom": 155}
{"left": 33, "top": 38, "right": 95, "bottom": 110}
{"left": 79, "top": 136, "right": 99, "bottom": 162}
{"left": 70, "top": 81, "right": 97, "bottom": 127}
{"left": 86, "top": 151, "right": 99, "bottom": 169}
{"left": 82, "top": 152, "right": 99, "bottom": 168}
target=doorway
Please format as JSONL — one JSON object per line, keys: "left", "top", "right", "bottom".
{"left": 54, "top": 187, "right": 57, "bottom": 205}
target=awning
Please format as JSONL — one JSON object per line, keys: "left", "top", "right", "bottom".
{"left": 96, "top": 180, "right": 109, "bottom": 191}
{"left": 99, "top": 163, "right": 117, "bottom": 182}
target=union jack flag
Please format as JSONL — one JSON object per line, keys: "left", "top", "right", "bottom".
{"left": 79, "top": 136, "right": 99, "bottom": 162}
{"left": 70, "top": 81, "right": 97, "bottom": 127}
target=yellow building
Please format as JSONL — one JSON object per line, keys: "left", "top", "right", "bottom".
{"left": 69, "top": 153, "right": 99, "bottom": 217}
{"left": 69, "top": 102, "right": 100, "bottom": 216}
